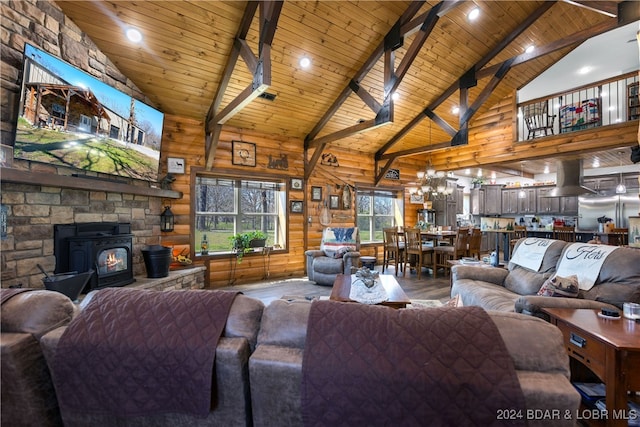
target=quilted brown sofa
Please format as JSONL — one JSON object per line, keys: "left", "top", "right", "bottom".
{"left": 39, "top": 291, "right": 264, "bottom": 427}
{"left": 451, "top": 239, "right": 640, "bottom": 318}
{"left": 1, "top": 289, "right": 77, "bottom": 427}
{"left": 248, "top": 298, "right": 580, "bottom": 427}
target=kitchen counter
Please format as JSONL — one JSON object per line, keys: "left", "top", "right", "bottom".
{"left": 521, "top": 229, "right": 596, "bottom": 242}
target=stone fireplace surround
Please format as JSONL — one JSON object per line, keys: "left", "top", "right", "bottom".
{"left": 0, "top": 165, "right": 179, "bottom": 289}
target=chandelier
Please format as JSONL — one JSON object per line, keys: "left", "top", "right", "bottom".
{"left": 410, "top": 162, "right": 454, "bottom": 201}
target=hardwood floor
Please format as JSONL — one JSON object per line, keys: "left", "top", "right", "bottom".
{"left": 216, "top": 265, "right": 453, "bottom": 306}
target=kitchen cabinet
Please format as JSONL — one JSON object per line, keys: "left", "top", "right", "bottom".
{"left": 481, "top": 231, "right": 497, "bottom": 254}
{"left": 432, "top": 199, "right": 457, "bottom": 228}
{"left": 470, "top": 188, "right": 484, "bottom": 215}
{"left": 455, "top": 186, "right": 464, "bottom": 214}
{"left": 483, "top": 185, "right": 503, "bottom": 215}
{"left": 537, "top": 187, "right": 560, "bottom": 213}
{"left": 560, "top": 196, "right": 578, "bottom": 215}
{"left": 501, "top": 189, "right": 519, "bottom": 214}
{"left": 518, "top": 188, "right": 537, "bottom": 213}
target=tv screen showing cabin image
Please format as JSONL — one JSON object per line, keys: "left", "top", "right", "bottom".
{"left": 14, "top": 44, "right": 164, "bottom": 182}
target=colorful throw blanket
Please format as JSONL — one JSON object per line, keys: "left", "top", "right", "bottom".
{"left": 510, "top": 237, "right": 554, "bottom": 272}
{"left": 555, "top": 243, "right": 618, "bottom": 291}
{"left": 302, "top": 301, "right": 525, "bottom": 427}
{"left": 52, "top": 288, "right": 238, "bottom": 418}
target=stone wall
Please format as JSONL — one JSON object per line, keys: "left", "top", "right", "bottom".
{"left": 1, "top": 0, "right": 166, "bottom": 289}
{"left": 1, "top": 172, "right": 163, "bottom": 288}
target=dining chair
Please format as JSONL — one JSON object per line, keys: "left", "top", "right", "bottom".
{"left": 467, "top": 227, "right": 482, "bottom": 259}
{"left": 610, "top": 228, "right": 628, "bottom": 246}
{"left": 433, "top": 227, "right": 470, "bottom": 278}
{"left": 509, "top": 225, "right": 528, "bottom": 256}
{"left": 382, "top": 227, "right": 404, "bottom": 276}
{"left": 553, "top": 226, "right": 576, "bottom": 242}
{"left": 403, "top": 228, "right": 434, "bottom": 280}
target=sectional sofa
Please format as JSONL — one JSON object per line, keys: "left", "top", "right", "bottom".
{"left": 3, "top": 284, "right": 582, "bottom": 426}
{"left": 451, "top": 239, "right": 640, "bottom": 318}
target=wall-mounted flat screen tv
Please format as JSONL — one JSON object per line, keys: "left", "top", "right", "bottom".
{"left": 14, "top": 44, "right": 164, "bottom": 182}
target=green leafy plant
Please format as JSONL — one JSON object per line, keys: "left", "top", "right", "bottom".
{"left": 229, "top": 231, "right": 267, "bottom": 263}
{"left": 471, "top": 177, "right": 486, "bottom": 188}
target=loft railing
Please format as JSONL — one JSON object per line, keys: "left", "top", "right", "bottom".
{"left": 516, "top": 71, "right": 639, "bottom": 141}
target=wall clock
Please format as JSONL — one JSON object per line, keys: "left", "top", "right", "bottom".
{"left": 167, "top": 157, "right": 185, "bottom": 174}
{"left": 232, "top": 141, "right": 256, "bottom": 167}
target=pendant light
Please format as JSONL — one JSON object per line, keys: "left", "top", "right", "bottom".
{"left": 615, "top": 151, "right": 626, "bottom": 194}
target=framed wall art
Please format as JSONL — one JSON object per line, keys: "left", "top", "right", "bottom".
{"left": 290, "top": 200, "right": 303, "bottom": 214}
{"left": 290, "top": 178, "right": 303, "bottom": 191}
{"left": 311, "top": 186, "right": 323, "bottom": 201}
{"left": 232, "top": 141, "right": 256, "bottom": 167}
{"left": 329, "top": 195, "right": 340, "bottom": 210}
{"left": 410, "top": 193, "right": 424, "bottom": 204}
{"left": 167, "top": 157, "right": 185, "bottom": 174}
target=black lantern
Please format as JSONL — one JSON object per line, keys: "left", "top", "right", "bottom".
{"left": 160, "top": 206, "right": 174, "bottom": 232}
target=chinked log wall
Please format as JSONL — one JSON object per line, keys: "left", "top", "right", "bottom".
{"left": 428, "top": 95, "right": 640, "bottom": 170}
{"left": 159, "top": 117, "right": 420, "bottom": 287}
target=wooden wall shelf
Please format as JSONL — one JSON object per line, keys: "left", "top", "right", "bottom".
{"left": 1, "top": 167, "right": 183, "bottom": 199}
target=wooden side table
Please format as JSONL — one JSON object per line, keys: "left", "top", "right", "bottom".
{"left": 543, "top": 308, "right": 640, "bottom": 427}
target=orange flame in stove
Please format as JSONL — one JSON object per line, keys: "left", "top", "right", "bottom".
{"left": 106, "top": 252, "right": 119, "bottom": 270}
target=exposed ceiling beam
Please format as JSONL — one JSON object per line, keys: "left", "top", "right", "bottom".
{"left": 305, "top": 1, "right": 462, "bottom": 180}
{"left": 204, "top": 1, "right": 282, "bottom": 170}
{"left": 375, "top": 1, "right": 556, "bottom": 185}
{"left": 374, "top": 2, "right": 554, "bottom": 184}
{"left": 562, "top": 0, "right": 618, "bottom": 18}
{"left": 476, "top": 19, "right": 629, "bottom": 80}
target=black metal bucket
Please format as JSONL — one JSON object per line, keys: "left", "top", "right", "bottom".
{"left": 141, "top": 245, "right": 172, "bottom": 278}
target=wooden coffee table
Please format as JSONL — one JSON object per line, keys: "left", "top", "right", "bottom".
{"left": 330, "top": 273, "right": 410, "bottom": 309}
{"left": 543, "top": 308, "right": 640, "bottom": 427}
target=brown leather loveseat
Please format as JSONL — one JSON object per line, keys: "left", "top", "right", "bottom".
{"left": 39, "top": 289, "right": 264, "bottom": 427}
{"left": 249, "top": 298, "right": 580, "bottom": 427}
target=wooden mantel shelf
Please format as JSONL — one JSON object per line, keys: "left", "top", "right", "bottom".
{"left": 1, "top": 167, "right": 182, "bottom": 199}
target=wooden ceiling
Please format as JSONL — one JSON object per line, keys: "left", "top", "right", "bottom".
{"left": 55, "top": 1, "right": 636, "bottom": 177}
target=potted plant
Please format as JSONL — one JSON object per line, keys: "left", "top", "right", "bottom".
{"left": 229, "top": 231, "right": 267, "bottom": 263}
{"left": 471, "top": 177, "right": 485, "bottom": 189}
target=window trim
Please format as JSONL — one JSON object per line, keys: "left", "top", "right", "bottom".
{"left": 355, "top": 185, "right": 404, "bottom": 244}
{"left": 190, "top": 167, "right": 290, "bottom": 259}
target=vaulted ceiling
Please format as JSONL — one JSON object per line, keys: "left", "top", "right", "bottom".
{"left": 55, "top": 1, "right": 637, "bottom": 178}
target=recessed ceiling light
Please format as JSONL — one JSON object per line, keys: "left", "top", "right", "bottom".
{"left": 126, "top": 28, "right": 142, "bottom": 43}
{"left": 391, "top": 92, "right": 400, "bottom": 101}
{"left": 299, "top": 57, "right": 311, "bottom": 68}
{"left": 578, "top": 66, "right": 591, "bottom": 75}
{"left": 592, "top": 158, "right": 600, "bottom": 168}
{"left": 525, "top": 45, "right": 535, "bottom": 54}
{"left": 452, "top": 106, "right": 460, "bottom": 114}
{"left": 468, "top": 7, "right": 480, "bottom": 21}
